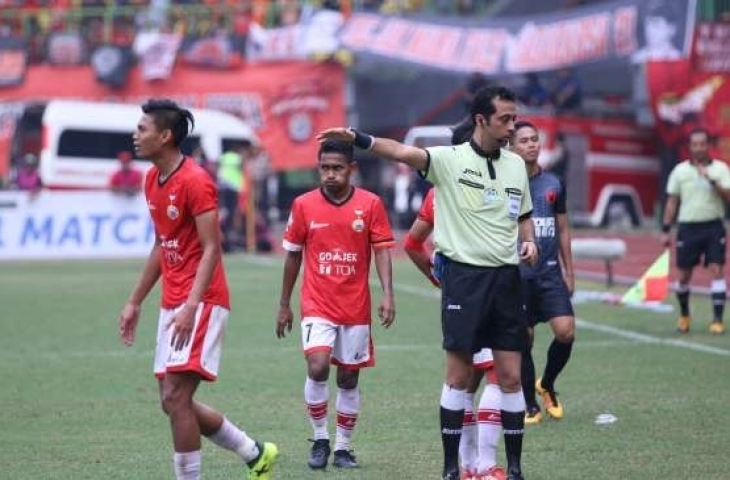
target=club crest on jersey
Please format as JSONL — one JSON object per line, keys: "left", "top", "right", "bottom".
{"left": 167, "top": 193, "right": 179, "bottom": 220}
{"left": 352, "top": 209, "right": 365, "bottom": 232}
{"left": 167, "top": 205, "right": 180, "bottom": 220}
{"left": 545, "top": 189, "right": 557, "bottom": 204}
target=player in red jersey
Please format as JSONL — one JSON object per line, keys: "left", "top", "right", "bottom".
{"left": 117, "top": 99, "right": 277, "bottom": 480}
{"left": 276, "top": 140, "right": 396, "bottom": 470}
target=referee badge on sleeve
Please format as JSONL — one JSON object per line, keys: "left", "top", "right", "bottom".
{"left": 506, "top": 188, "right": 522, "bottom": 220}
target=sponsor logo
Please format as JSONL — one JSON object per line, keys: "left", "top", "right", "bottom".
{"left": 318, "top": 249, "right": 358, "bottom": 276}
{"left": 446, "top": 304, "right": 461, "bottom": 310}
{"left": 164, "top": 249, "right": 183, "bottom": 267}
{"left": 533, "top": 217, "right": 555, "bottom": 237}
{"left": 310, "top": 220, "right": 329, "bottom": 230}
{"left": 160, "top": 238, "right": 179, "bottom": 249}
{"left": 462, "top": 168, "right": 483, "bottom": 177}
{"left": 318, "top": 251, "right": 357, "bottom": 262}
{"left": 481, "top": 411, "right": 501, "bottom": 422}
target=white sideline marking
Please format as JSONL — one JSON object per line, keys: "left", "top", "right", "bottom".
{"left": 573, "top": 319, "right": 730, "bottom": 357}
{"left": 240, "top": 256, "right": 730, "bottom": 358}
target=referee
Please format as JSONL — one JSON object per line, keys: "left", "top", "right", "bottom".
{"left": 317, "top": 85, "right": 538, "bottom": 480}
{"left": 661, "top": 128, "right": 730, "bottom": 335}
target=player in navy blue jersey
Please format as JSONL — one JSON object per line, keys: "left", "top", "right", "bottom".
{"left": 511, "top": 121, "right": 575, "bottom": 424}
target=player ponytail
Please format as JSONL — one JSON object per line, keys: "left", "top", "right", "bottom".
{"left": 141, "top": 98, "right": 195, "bottom": 147}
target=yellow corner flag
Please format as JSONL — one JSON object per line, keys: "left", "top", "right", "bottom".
{"left": 621, "top": 249, "right": 670, "bottom": 304}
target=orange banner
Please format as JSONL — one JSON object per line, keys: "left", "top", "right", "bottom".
{"left": 1, "top": 61, "right": 346, "bottom": 171}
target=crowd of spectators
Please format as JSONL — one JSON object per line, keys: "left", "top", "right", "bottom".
{"left": 0, "top": 1, "right": 343, "bottom": 64}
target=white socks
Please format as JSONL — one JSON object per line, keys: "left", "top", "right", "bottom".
{"left": 459, "top": 392, "right": 477, "bottom": 472}
{"left": 174, "top": 450, "right": 201, "bottom": 480}
{"left": 334, "top": 387, "right": 360, "bottom": 451}
{"left": 305, "top": 377, "right": 330, "bottom": 440}
{"left": 477, "top": 383, "right": 502, "bottom": 471}
{"left": 207, "top": 417, "right": 260, "bottom": 463}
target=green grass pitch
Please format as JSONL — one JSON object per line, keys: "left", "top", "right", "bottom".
{"left": 1, "top": 256, "right": 729, "bottom": 479}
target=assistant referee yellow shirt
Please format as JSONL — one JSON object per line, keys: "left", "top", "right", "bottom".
{"left": 666, "top": 159, "right": 730, "bottom": 223}
{"left": 422, "top": 142, "right": 532, "bottom": 267}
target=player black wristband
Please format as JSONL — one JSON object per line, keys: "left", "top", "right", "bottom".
{"left": 349, "top": 128, "right": 374, "bottom": 150}
{"left": 661, "top": 224, "right": 671, "bottom": 234}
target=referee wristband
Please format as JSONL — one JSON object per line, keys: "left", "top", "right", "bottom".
{"left": 661, "top": 224, "right": 672, "bottom": 234}
{"left": 349, "top": 128, "right": 374, "bottom": 150}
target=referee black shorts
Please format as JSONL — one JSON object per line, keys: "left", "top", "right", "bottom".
{"left": 676, "top": 219, "right": 726, "bottom": 270}
{"left": 438, "top": 254, "right": 527, "bottom": 354}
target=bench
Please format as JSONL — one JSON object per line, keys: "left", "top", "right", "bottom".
{"left": 571, "top": 238, "right": 627, "bottom": 287}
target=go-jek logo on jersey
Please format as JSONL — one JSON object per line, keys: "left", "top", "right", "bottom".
{"left": 160, "top": 238, "right": 180, "bottom": 249}
{"left": 533, "top": 217, "right": 555, "bottom": 238}
{"left": 160, "top": 237, "right": 183, "bottom": 266}
{"left": 318, "top": 250, "right": 358, "bottom": 276}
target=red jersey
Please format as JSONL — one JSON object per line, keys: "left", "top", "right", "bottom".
{"left": 418, "top": 188, "right": 435, "bottom": 225}
{"left": 110, "top": 168, "right": 143, "bottom": 191}
{"left": 145, "top": 158, "right": 230, "bottom": 309}
{"left": 283, "top": 187, "right": 395, "bottom": 325}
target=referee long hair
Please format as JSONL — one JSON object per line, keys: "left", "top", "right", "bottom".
{"left": 141, "top": 99, "right": 195, "bottom": 147}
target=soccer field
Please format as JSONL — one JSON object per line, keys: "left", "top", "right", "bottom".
{"left": 1, "top": 255, "right": 729, "bottom": 480}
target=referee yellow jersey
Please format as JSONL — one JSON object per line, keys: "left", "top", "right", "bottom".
{"left": 666, "top": 160, "right": 730, "bottom": 223}
{"left": 422, "top": 142, "right": 532, "bottom": 267}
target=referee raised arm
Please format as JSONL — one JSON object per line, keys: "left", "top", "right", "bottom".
{"left": 318, "top": 85, "right": 537, "bottom": 480}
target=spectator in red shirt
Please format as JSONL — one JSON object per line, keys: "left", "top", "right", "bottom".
{"left": 109, "top": 150, "right": 143, "bottom": 196}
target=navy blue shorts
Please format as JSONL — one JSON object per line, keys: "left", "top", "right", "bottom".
{"left": 438, "top": 254, "right": 527, "bottom": 353}
{"left": 676, "top": 219, "right": 726, "bottom": 270}
{"left": 522, "top": 272, "right": 574, "bottom": 327}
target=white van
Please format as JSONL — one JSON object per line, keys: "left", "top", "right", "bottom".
{"left": 34, "top": 100, "right": 258, "bottom": 189}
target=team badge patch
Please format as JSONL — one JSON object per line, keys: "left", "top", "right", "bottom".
{"left": 167, "top": 205, "right": 179, "bottom": 220}
{"left": 167, "top": 193, "right": 179, "bottom": 220}
{"left": 545, "top": 189, "right": 557, "bottom": 204}
{"left": 352, "top": 209, "right": 365, "bottom": 232}
{"left": 484, "top": 187, "right": 499, "bottom": 205}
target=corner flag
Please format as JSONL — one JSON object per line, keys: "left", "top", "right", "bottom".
{"left": 621, "top": 249, "right": 670, "bottom": 304}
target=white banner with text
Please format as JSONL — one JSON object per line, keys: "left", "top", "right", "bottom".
{"left": 0, "top": 191, "right": 154, "bottom": 260}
